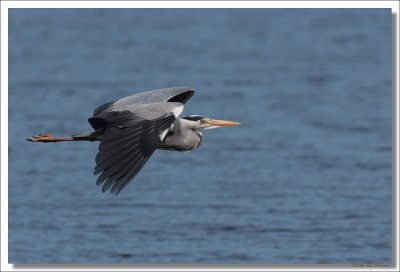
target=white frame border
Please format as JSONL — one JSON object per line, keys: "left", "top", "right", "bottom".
{"left": 1, "top": 1, "right": 398, "bottom": 272}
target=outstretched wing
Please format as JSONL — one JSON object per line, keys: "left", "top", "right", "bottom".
{"left": 93, "top": 87, "right": 194, "bottom": 116}
{"left": 91, "top": 110, "right": 176, "bottom": 195}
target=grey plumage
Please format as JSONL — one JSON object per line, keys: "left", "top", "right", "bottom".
{"left": 27, "top": 87, "right": 239, "bottom": 195}
{"left": 93, "top": 87, "right": 194, "bottom": 116}
{"left": 89, "top": 87, "right": 194, "bottom": 194}
{"left": 158, "top": 118, "right": 203, "bottom": 151}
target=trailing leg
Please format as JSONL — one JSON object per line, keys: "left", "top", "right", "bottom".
{"left": 26, "top": 134, "right": 74, "bottom": 143}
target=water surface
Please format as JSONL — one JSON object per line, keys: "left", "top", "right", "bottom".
{"left": 8, "top": 9, "right": 392, "bottom": 264}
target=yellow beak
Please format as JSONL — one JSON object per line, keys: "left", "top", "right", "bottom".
{"left": 205, "top": 118, "right": 240, "bottom": 126}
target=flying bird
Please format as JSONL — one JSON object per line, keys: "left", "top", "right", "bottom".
{"left": 27, "top": 87, "right": 240, "bottom": 195}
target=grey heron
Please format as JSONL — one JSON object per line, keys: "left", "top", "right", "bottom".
{"left": 27, "top": 87, "right": 240, "bottom": 195}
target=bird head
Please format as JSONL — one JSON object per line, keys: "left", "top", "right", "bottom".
{"left": 182, "top": 115, "right": 240, "bottom": 130}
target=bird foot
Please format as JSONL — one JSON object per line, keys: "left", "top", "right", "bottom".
{"left": 26, "top": 134, "right": 58, "bottom": 143}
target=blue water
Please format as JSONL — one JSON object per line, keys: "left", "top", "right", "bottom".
{"left": 8, "top": 9, "right": 392, "bottom": 264}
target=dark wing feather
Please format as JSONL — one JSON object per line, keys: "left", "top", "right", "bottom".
{"left": 93, "top": 112, "right": 175, "bottom": 195}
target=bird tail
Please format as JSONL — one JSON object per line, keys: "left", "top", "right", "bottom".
{"left": 71, "top": 130, "right": 100, "bottom": 141}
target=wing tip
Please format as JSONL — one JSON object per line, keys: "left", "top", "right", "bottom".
{"left": 166, "top": 87, "right": 195, "bottom": 105}
{"left": 93, "top": 112, "right": 176, "bottom": 195}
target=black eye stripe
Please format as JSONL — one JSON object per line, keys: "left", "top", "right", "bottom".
{"left": 183, "top": 116, "right": 203, "bottom": 121}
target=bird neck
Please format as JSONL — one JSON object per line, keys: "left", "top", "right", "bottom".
{"left": 177, "top": 118, "right": 200, "bottom": 130}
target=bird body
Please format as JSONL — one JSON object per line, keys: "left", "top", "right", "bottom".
{"left": 27, "top": 87, "right": 239, "bottom": 195}
{"left": 158, "top": 118, "right": 203, "bottom": 152}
